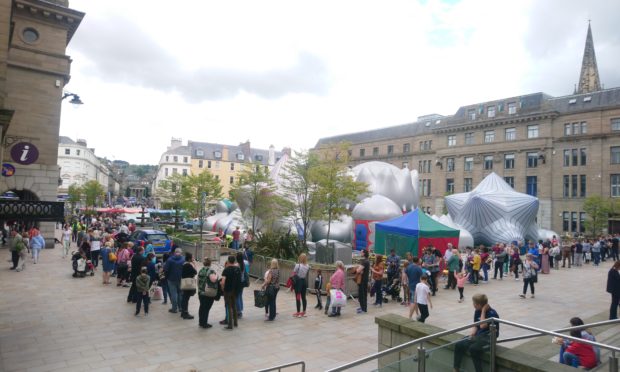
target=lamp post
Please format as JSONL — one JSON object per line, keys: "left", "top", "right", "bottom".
{"left": 61, "top": 92, "right": 84, "bottom": 105}
{"left": 199, "top": 191, "right": 207, "bottom": 249}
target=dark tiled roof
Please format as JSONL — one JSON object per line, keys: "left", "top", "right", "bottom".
{"left": 315, "top": 122, "right": 432, "bottom": 147}
{"left": 163, "top": 146, "right": 191, "bottom": 156}
{"left": 59, "top": 136, "right": 76, "bottom": 144}
{"left": 188, "top": 141, "right": 281, "bottom": 165}
{"left": 548, "top": 87, "right": 620, "bottom": 113}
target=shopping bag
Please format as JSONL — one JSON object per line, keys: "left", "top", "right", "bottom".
{"left": 330, "top": 289, "right": 347, "bottom": 307}
{"left": 254, "top": 289, "right": 267, "bottom": 308}
{"left": 150, "top": 285, "right": 163, "bottom": 300}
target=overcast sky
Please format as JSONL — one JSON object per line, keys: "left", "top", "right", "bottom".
{"left": 60, "top": 0, "right": 620, "bottom": 165}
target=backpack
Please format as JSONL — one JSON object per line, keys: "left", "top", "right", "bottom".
{"left": 203, "top": 270, "right": 218, "bottom": 297}
{"left": 232, "top": 266, "right": 243, "bottom": 293}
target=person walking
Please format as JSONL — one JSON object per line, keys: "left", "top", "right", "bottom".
{"left": 135, "top": 267, "right": 150, "bottom": 317}
{"left": 127, "top": 246, "right": 145, "bottom": 303}
{"left": 328, "top": 261, "right": 346, "bottom": 317}
{"left": 445, "top": 249, "right": 460, "bottom": 290}
{"left": 116, "top": 243, "right": 132, "bottom": 287}
{"left": 9, "top": 230, "right": 23, "bottom": 270}
{"left": 100, "top": 241, "right": 115, "bottom": 285}
{"left": 356, "top": 250, "right": 370, "bottom": 314}
{"left": 180, "top": 252, "right": 197, "bottom": 320}
{"left": 231, "top": 226, "right": 241, "bottom": 249}
{"left": 29, "top": 229, "right": 45, "bottom": 264}
{"left": 471, "top": 248, "right": 481, "bottom": 286}
{"left": 263, "top": 259, "right": 280, "bottom": 321}
{"left": 292, "top": 253, "right": 310, "bottom": 318}
{"left": 62, "top": 224, "right": 72, "bottom": 258}
{"left": 235, "top": 251, "right": 248, "bottom": 318}
{"left": 519, "top": 254, "right": 539, "bottom": 299}
{"left": 371, "top": 254, "right": 385, "bottom": 307}
{"left": 606, "top": 261, "right": 620, "bottom": 320}
{"left": 411, "top": 275, "right": 432, "bottom": 322}
{"left": 163, "top": 248, "right": 185, "bottom": 313}
{"left": 540, "top": 244, "right": 550, "bottom": 274}
{"left": 220, "top": 255, "right": 241, "bottom": 329}
{"left": 197, "top": 258, "right": 217, "bottom": 328}
{"left": 493, "top": 246, "right": 507, "bottom": 280}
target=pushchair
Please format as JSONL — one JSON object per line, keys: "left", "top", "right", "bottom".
{"left": 381, "top": 277, "right": 402, "bottom": 303}
{"left": 71, "top": 251, "right": 94, "bottom": 277}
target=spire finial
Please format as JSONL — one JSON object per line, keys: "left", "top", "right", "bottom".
{"left": 576, "top": 21, "right": 601, "bottom": 94}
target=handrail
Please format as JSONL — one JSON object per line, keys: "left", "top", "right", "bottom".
{"left": 498, "top": 318, "right": 620, "bottom": 344}
{"left": 326, "top": 317, "right": 620, "bottom": 372}
{"left": 255, "top": 360, "right": 305, "bottom": 372}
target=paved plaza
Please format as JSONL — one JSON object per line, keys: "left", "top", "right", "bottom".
{"left": 0, "top": 233, "right": 617, "bottom": 372}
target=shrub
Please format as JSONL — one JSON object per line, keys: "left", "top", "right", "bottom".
{"left": 255, "top": 231, "right": 305, "bottom": 260}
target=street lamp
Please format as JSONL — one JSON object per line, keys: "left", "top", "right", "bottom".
{"left": 199, "top": 191, "right": 207, "bottom": 248}
{"left": 62, "top": 92, "right": 84, "bottom": 105}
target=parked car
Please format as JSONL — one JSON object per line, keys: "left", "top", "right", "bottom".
{"left": 130, "top": 229, "right": 170, "bottom": 256}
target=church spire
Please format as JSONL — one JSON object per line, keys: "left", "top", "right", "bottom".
{"left": 576, "top": 22, "right": 601, "bottom": 94}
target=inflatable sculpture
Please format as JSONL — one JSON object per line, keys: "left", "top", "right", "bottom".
{"left": 351, "top": 161, "right": 419, "bottom": 211}
{"left": 352, "top": 194, "right": 403, "bottom": 251}
{"left": 445, "top": 173, "right": 539, "bottom": 246}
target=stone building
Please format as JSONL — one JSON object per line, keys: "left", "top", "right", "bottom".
{"left": 315, "top": 24, "right": 620, "bottom": 236}
{"left": 57, "top": 136, "right": 111, "bottom": 197}
{"left": 0, "top": 0, "right": 84, "bottom": 242}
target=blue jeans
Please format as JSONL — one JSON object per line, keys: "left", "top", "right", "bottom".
{"left": 167, "top": 280, "right": 182, "bottom": 312}
{"left": 593, "top": 252, "right": 601, "bottom": 265}
{"left": 482, "top": 265, "right": 489, "bottom": 281}
{"left": 373, "top": 279, "right": 383, "bottom": 305}
{"left": 236, "top": 287, "right": 244, "bottom": 314}
{"left": 232, "top": 240, "right": 239, "bottom": 249}
{"left": 161, "top": 279, "right": 169, "bottom": 303}
{"left": 562, "top": 351, "right": 580, "bottom": 368}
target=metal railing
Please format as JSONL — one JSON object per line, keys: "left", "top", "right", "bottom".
{"left": 255, "top": 360, "right": 306, "bottom": 372}
{"left": 326, "top": 318, "right": 620, "bottom": 372}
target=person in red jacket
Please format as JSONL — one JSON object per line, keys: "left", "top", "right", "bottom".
{"left": 562, "top": 330, "right": 597, "bottom": 369}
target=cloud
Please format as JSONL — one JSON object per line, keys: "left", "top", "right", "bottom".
{"left": 70, "top": 16, "right": 330, "bottom": 101}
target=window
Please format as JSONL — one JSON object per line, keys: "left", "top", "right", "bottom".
{"left": 183, "top": 157, "right": 188, "bottom": 163}
{"left": 446, "top": 179, "right": 455, "bottom": 194}
{"left": 230, "top": 163, "right": 235, "bottom": 171}
{"left": 572, "top": 149, "right": 578, "bottom": 166}
{"left": 196, "top": 150, "right": 204, "bottom": 157}
{"left": 468, "top": 109, "right": 476, "bottom": 120}
{"left": 580, "top": 175, "right": 586, "bottom": 197}
{"left": 612, "top": 174, "right": 620, "bottom": 197}
{"left": 359, "top": 148, "right": 365, "bottom": 157}
{"left": 447, "top": 135, "right": 456, "bottom": 147}
{"left": 563, "top": 176, "right": 569, "bottom": 198}
{"left": 387, "top": 145, "right": 394, "bottom": 155}
{"left": 237, "top": 153, "right": 245, "bottom": 161}
{"left": 172, "top": 168, "right": 178, "bottom": 175}
{"left": 526, "top": 176, "right": 537, "bottom": 196}
{"left": 580, "top": 148, "right": 587, "bottom": 166}
{"left": 198, "top": 160, "right": 203, "bottom": 168}
{"left": 464, "top": 132, "right": 474, "bottom": 145}
{"left": 207, "top": 160, "right": 212, "bottom": 169}
{"left": 564, "top": 124, "right": 571, "bottom": 136}
{"left": 571, "top": 212, "right": 577, "bottom": 232}
{"left": 564, "top": 150, "right": 571, "bottom": 167}
{"left": 22, "top": 28, "right": 39, "bottom": 43}
{"left": 504, "top": 154, "right": 515, "bottom": 169}
{"left": 420, "top": 140, "right": 432, "bottom": 151}
{"left": 580, "top": 122, "right": 587, "bottom": 134}
{"left": 64, "top": 148, "right": 70, "bottom": 155}
{"left": 230, "top": 176, "right": 234, "bottom": 184}
{"left": 612, "top": 147, "right": 620, "bottom": 164}
{"left": 487, "top": 106, "right": 496, "bottom": 118}
{"left": 214, "top": 151, "right": 222, "bottom": 159}
{"left": 166, "top": 156, "right": 169, "bottom": 162}
{"left": 464, "top": 157, "right": 473, "bottom": 172}
{"left": 505, "top": 128, "right": 516, "bottom": 141}
{"left": 504, "top": 177, "right": 514, "bottom": 188}
{"left": 484, "top": 130, "right": 495, "bottom": 143}
{"left": 215, "top": 161, "right": 220, "bottom": 169}
{"left": 373, "top": 147, "right": 379, "bottom": 156}
{"left": 464, "top": 178, "right": 473, "bottom": 192}
{"left": 563, "top": 212, "right": 569, "bottom": 232}
{"left": 402, "top": 162, "right": 409, "bottom": 169}
{"left": 173, "top": 156, "right": 178, "bottom": 162}
{"left": 403, "top": 143, "right": 410, "bottom": 153}
{"left": 165, "top": 168, "right": 169, "bottom": 177}
{"left": 527, "top": 152, "right": 538, "bottom": 168}
{"left": 571, "top": 175, "right": 578, "bottom": 197}
{"left": 527, "top": 125, "right": 539, "bottom": 139}
{"left": 572, "top": 122, "right": 579, "bottom": 135}
{"left": 76, "top": 150, "right": 80, "bottom": 156}
{"left": 580, "top": 212, "right": 586, "bottom": 233}
{"left": 420, "top": 179, "right": 431, "bottom": 196}
{"left": 508, "top": 102, "right": 517, "bottom": 115}
{"left": 612, "top": 118, "right": 620, "bottom": 132}
{"left": 447, "top": 158, "right": 455, "bottom": 172}
{"left": 182, "top": 169, "right": 188, "bottom": 176}
{"left": 484, "top": 155, "right": 493, "bottom": 170}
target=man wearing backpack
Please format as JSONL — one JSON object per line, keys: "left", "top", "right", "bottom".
{"left": 9, "top": 230, "right": 24, "bottom": 270}
{"left": 220, "top": 255, "right": 242, "bottom": 330}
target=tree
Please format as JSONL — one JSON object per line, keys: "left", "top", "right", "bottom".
{"left": 281, "top": 150, "right": 321, "bottom": 248}
{"left": 67, "top": 183, "right": 82, "bottom": 216}
{"left": 82, "top": 180, "right": 106, "bottom": 218}
{"left": 230, "top": 164, "right": 276, "bottom": 233}
{"left": 314, "top": 143, "right": 368, "bottom": 247}
{"left": 156, "top": 173, "right": 185, "bottom": 230}
{"left": 583, "top": 195, "right": 610, "bottom": 237}
{"left": 181, "top": 171, "right": 223, "bottom": 218}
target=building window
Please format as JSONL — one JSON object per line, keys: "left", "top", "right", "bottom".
{"left": 183, "top": 157, "right": 188, "bottom": 163}
{"left": 571, "top": 175, "right": 578, "bottom": 197}
{"left": 504, "top": 177, "right": 514, "bottom": 188}
{"left": 611, "top": 174, "right": 620, "bottom": 197}
{"left": 196, "top": 150, "right": 204, "bottom": 157}
{"left": 572, "top": 122, "right": 579, "bottom": 135}
{"left": 182, "top": 169, "right": 188, "bottom": 176}
{"left": 165, "top": 168, "right": 169, "bottom": 177}
{"left": 580, "top": 121, "right": 587, "bottom": 134}
{"left": 230, "top": 176, "right": 234, "bottom": 184}
{"left": 215, "top": 161, "right": 220, "bottom": 169}
{"left": 447, "top": 158, "right": 455, "bottom": 172}
{"left": 612, "top": 118, "right": 620, "bottom": 131}
{"left": 446, "top": 179, "right": 454, "bottom": 194}
{"left": 420, "top": 140, "right": 432, "bottom": 151}
{"left": 571, "top": 212, "right": 577, "bottom": 232}
{"left": 464, "top": 157, "right": 473, "bottom": 172}
{"left": 359, "top": 148, "right": 365, "bottom": 157}
{"left": 505, "top": 128, "right": 516, "bottom": 141}
{"left": 563, "top": 175, "right": 570, "bottom": 198}
{"left": 527, "top": 152, "right": 538, "bottom": 168}
{"left": 563, "top": 212, "right": 570, "bottom": 231}
{"left": 447, "top": 135, "right": 456, "bottom": 147}
{"left": 237, "top": 153, "right": 245, "bottom": 161}
{"left": 464, "top": 132, "right": 474, "bottom": 145}
{"left": 580, "top": 148, "right": 587, "bottom": 166}
{"left": 611, "top": 147, "right": 620, "bottom": 164}
{"left": 402, "top": 162, "right": 409, "bottom": 169}
{"left": 64, "top": 148, "right": 70, "bottom": 155}
{"left": 76, "top": 150, "right": 80, "bottom": 156}
{"left": 198, "top": 160, "right": 203, "bottom": 168}
{"left": 508, "top": 102, "right": 517, "bottom": 115}
{"left": 207, "top": 161, "right": 212, "bottom": 169}
{"left": 572, "top": 149, "right": 578, "bottom": 166}
{"left": 373, "top": 147, "right": 379, "bottom": 156}
{"left": 564, "top": 124, "right": 571, "bottom": 136}
{"left": 580, "top": 175, "right": 586, "bottom": 197}
{"left": 173, "top": 156, "right": 178, "bottom": 162}
{"left": 527, "top": 125, "right": 539, "bottom": 139}
{"left": 484, "top": 130, "right": 495, "bottom": 143}
{"left": 468, "top": 109, "right": 476, "bottom": 120}
{"left": 504, "top": 154, "right": 515, "bottom": 169}
{"left": 172, "top": 168, "right": 178, "bottom": 175}
{"left": 420, "top": 179, "right": 431, "bottom": 196}
{"left": 580, "top": 212, "right": 586, "bottom": 233}
{"left": 563, "top": 150, "right": 570, "bottom": 167}
{"left": 166, "top": 156, "right": 169, "bottom": 162}
{"left": 464, "top": 178, "right": 473, "bottom": 192}
{"left": 387, "top": 145, "right": 394, "bottom": 155}
{"left": 526, "top": 176, "right": 537, "bottom": 196}
{"left": 230, "top": 163, "right": 235, "bottom": 171}
{"left": 487, "top": 106, "right": 496, "bottom": 118}
{"left": 403, "top": 143, "right": 410, "bottom": 153}
{"left": 484, "top": 155, "right": 493, "bottom": 170}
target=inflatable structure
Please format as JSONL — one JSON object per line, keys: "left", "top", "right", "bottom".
{"left": 351, "top": 195, "right": 402, "bottom": 251}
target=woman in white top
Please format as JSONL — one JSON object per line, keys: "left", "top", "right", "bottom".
{"left": 62, "top": 224, "right": 72, "bottom": 258}
{"left": 292, "top": 253, "right": 310, "bottom": 318}
{"left": 89, "top": 230, "right": 101, "bottom": 270}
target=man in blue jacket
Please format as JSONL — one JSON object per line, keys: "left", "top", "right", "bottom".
{"left": 164, "top": 248, "right": 185, "bottom": 313}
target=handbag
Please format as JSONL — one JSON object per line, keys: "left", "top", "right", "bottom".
{"left": 531, "top": 270, "right": 538, "bottom": 283}
{"left": 108, "top": 251, "right": 117, "bottom": 262}
{"left": 254, "top": 290, "right": 267, "bottom": 308}
{"left": 354, "top": 271, "right": 363, "bottom": 285}
{"left": 150, "top": 285, "right": 163, "bottom": 300}
{"left": 181, "top": 277, "right": 196, "bottom": 291}
{"left": 330, "top": 289, "right": 347, "bottom": 307}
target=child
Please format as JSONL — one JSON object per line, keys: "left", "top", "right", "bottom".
{"left": 324, "top": 281, "right": 332, "bottom": 315}
{"left": 135, "top": 267, "right": 150, "bottom": 317}
{"left": 314, "top": 269, "right": 323, "bottom": 310}
{"left": 410, "top": 275, "right": 432, "bottom": 322}
{"left": 455, "top": 271, "right": 470, "bottom": 303}
{"left": 401, "top": 261, "right": 410, "bottom": 305}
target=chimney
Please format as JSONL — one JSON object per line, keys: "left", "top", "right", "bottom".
{"left": 239, "top": 140, "right": 251, "bottom": 160}
{"left": 76, "top": 139, "right": 87, "bottom": 147}
{"left": 268, "top": 145, "right": 275, "bottom": 165}
{"left": 168, "top": 137, "right": 182, "bottom": 151}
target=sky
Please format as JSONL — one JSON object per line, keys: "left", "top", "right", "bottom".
{"left": 60, "top": 0, "right": 620, "bottom": 165}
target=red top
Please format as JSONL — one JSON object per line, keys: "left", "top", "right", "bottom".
{"left": 566, "top": 341, "right": 597, "bottom": 369}
{"left": 232, "top": 230, "right": 240, "bottom": 240}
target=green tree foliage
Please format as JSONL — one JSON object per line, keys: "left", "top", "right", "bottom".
{"left": 181, "top": 171, "right": 223, "bottom": 218}
{"left": 82, "top": 180, "right": 106, "bottom": 217}
{"left": 156, "top": 173, "right": 185, "bottom": 230}
{"left": 583, "top": 195, "right": 611, "bottom": 237}
{"left": 313, "top": 143, "right": 368, "bottom": 247}
{"left": 67, "top": 183, "right": 82, "bottom": 215}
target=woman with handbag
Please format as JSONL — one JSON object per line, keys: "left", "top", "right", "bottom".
{"left": 197, "top": 257, "right": 218, "bottom": 328}
{"left": 328, "top": 261, "right": 346, "bottom": 317}
{"left": 262, "top": 259, "right": 280, "bottom": 321}
{"left": 100, "top": 241, "right": 115, "bottom": 285}
{"left": 116, "top": 243, "right": 132, "bottom": 287}
{"left": 292, "top": 253, "right": 310, "bottom": 318}
{"left": 180, "top": 252, "right": 197, "bottom": 320}
{"left": 371, "top": 255, "right": 385, "bottom": 307}
{"left": 520, "top": 254, "right": 539, "bottom": 299}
